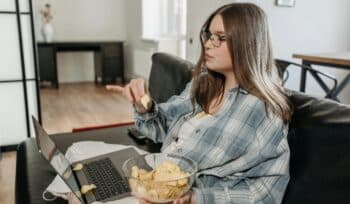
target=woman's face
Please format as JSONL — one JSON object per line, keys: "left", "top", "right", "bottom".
{"left": 204, "top": 15, "right": 233, "bottom": 75}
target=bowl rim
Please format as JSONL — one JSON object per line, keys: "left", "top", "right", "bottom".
{"left": 122, "top": 153, "right": 198, "bottom": 182}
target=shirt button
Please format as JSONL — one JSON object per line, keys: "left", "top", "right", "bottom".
{"left": 177, "top": 148, "right": 183, "bottom": 153}
{"left": 195, "top": 129, "right": 200, "bottom": 133}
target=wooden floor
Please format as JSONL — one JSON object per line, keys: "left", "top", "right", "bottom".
{"left": 41, "top": 82, "right": 134, "bottom": 134}
{"left": 0, "top": 152, "right": 16, "bottom": 204}
{"left": 0, "top": 82, "right": 134, "bottom": 204}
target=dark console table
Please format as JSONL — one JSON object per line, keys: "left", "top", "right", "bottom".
{"left": 37, "top": 42, "right": 124, "bottom": 88}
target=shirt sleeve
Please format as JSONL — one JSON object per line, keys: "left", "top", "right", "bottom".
{"left": 192, "top": 110, "right": 290, "bottom": 204}
{"left": 134, "top": 81, "right": 193, "bottom": 143}
{"left": 193, "top": 183, "right": 253, "bottom": 204}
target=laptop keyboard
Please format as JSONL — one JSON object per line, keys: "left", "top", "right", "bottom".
{"left": 83, "top": 158, "right": 130, "bottom": 201}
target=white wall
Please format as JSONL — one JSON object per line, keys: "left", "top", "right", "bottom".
{"left": 186, "top": 0, "right": 350, "bottom": 103}
{"left": 57, "top": 52, "right": 95, "bottom": 83}
{"left": 123, "top": 0, "right": 158, "bottom": 80}
{"left": 33, "top": 0, "right": 126, "bottom": 83}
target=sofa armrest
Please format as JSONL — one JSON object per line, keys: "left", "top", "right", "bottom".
{"left": 16, "top": 139, "right": 65, "bottom": 204}
{"left": 283, "top": 124, "right": 350, "bottom": 203}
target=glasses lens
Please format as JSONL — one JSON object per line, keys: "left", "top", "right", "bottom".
{"left": 210, "top": 34, "right": 220, "bottom": 47}
{"left": 201, "top": 31, "right": 210, "bottom": 43}
{"left": 201, "top": 31, "right": 227, "bottom": 47}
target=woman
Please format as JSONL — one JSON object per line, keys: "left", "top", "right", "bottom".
{"left": 108, "top": 3, "right": 293, "bottom": 204}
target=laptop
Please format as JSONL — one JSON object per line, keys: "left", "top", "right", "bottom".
{"left": 32, "top": 116, "right": 141, "bottom": 203}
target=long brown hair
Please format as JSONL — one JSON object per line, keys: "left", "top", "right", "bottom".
{"left": 191, "top": 3, "right": 293, "bottom": 123}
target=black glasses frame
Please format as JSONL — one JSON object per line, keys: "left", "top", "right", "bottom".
{"left": 200, "top": 30, "right": 231, "bottom": 47}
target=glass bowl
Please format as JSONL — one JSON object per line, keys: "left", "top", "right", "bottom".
{"left": 122, "top": 153, "right": 197, "bottom": 203}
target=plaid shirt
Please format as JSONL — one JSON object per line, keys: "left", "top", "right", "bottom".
{"left": 135, "top": 81, "right": 290, "bottom": 204}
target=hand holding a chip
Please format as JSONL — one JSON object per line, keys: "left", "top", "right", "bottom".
{"left": 106, "top": 78, "right": 153, "bottom": 114}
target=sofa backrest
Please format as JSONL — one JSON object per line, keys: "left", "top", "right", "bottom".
{"left": 149, "top": 52, "right": 193, "bottom": 103}
{"left": 283, "top": 91, "right": 350, "bottom": 204}
{"left": 148, "top": 52, "right": 350, "bottom": 203}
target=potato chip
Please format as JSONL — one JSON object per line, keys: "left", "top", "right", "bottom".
{"left": 140, "top": 94, "right": 152, "bottom": 110}
{"left": 73, "top": 163, "right": 83, "bottom": 171}
{"left": 131, "top": 166, "right": 139, "bottom": 178}
{"left": 63, "top": 169, "right": 72, "bottom": 179}
{"left": 129, "top": 161, "right": 190, "bottom": 202}
{"left": 81, "top": 184, "right": 96, "bottom": 194}
{"left": 139, "top": 170, "right": 154, "bottom": 180}
{"left": 177, "top": 178, "right": 188, "bottom": 186}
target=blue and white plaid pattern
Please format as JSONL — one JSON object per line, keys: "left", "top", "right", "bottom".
{"left": 135, "top": 81, "right": 290, "bottom": 204}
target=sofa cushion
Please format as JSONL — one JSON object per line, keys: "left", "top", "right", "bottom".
{"left": 283, "top": 91, "right": 350, "bottom": 203}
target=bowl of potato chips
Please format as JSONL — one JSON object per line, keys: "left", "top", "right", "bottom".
{"left": 122, "top": 153, "right": 197, "bottom": 203}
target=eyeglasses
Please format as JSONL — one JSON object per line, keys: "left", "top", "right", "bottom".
{"left": 200, "top": 30, "right": 231, "bottom": 47}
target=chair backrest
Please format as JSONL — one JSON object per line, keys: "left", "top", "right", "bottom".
{"left": 275, "top": 59, "right": 290, "bottom": 80}
{"left": 275, "top": 59, "right": 338, "bottom": 99}
{"left": 148, "top": 52, "right": 194, "bottom": 103}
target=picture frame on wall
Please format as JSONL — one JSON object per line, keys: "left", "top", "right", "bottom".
{"left": 276, "top": 0, "right": 296, "bottom": 7}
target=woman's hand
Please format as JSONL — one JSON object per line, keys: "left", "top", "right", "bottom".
{"left": 138, "top": 191, "right": 195, "bottom": 204}
{"left": 106, "top": 78, "right": 150, "bottom": 114}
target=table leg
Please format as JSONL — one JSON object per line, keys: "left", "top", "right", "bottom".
{"left": 333, "top": 73, "right": 350, "bottom": 98}
{"left": 308, "top": 71, "right": 339, "bottom": 101}
{"left": 54, "top": 50, "right": 59, "bottom": 89}
{"left": 300, "top": 60, "right": 308, "bottom": 92}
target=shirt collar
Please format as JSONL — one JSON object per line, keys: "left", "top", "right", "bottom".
{"left": 228, "top": 85, "right": 249, "bottom": 95}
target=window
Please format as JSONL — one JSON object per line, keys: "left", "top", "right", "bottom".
{"left": 0, "top": 0, "right": 40, "bottom": 147}
{"left": 142, "top": 0, "right": 186, "bottom": 40}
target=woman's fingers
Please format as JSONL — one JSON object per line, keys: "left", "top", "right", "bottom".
{"left": 130, "top": 81, "right": 141, "bottom": 101}
{"left": 105, "top": 85, "right": 124, "bottom": 92}
{"left": 125, "top": 84, "right": 136, "bottom": 103}
{"left": 106, "top": 83, "right": 136, "bottom": 103}
{"left": 106, "top": 78, "right": 148, "bottom": 113}
{"left": 136, "top": 79, "right": 146, "bottom": 96}
{"left": 130, "top": 79, "right": 146, "bottom": 101}
{"left": 173, "top": 191, "right": 193, "bottom": 204}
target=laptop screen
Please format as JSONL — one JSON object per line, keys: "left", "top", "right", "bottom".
{"left": 32, "top": 116, "right": 85, "bottom": 203}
